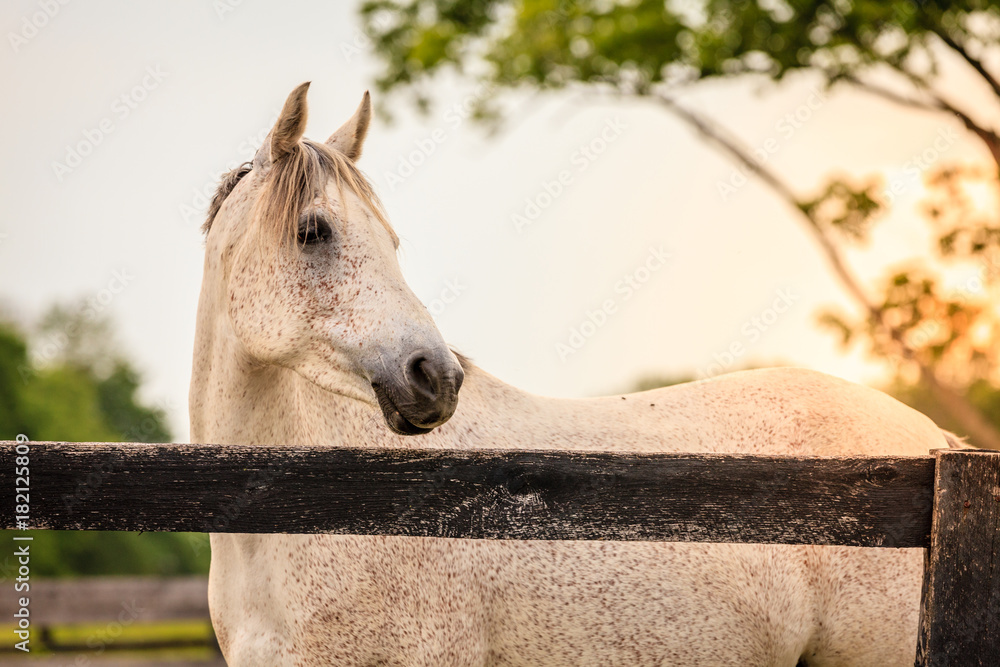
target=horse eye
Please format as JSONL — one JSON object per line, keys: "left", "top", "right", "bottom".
{"left": 297, "top": 214, "right": 333, "bottom": 246}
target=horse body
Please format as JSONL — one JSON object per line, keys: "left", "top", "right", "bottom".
{"left": 192, "top": 84, "right": 944, "bottom": 666}
{"left": 198, "top": 356, "right": 933, "bottom": 665}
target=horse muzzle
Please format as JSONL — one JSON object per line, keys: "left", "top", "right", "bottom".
{"left": 370, "top": 348, "right": 464, "bottom": 435}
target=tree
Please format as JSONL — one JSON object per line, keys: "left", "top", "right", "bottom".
{"left": 360, "top": 0, "right": 1000, "bottom": 447}
{"left": 0, "top": 305, "right": 208, "bottom": 577}
{"left": 0, "top": 325, "right": 33, "bottom": 437}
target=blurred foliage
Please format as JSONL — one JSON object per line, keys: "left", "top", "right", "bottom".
{"left": 1, "top": 303, "right": 209, "bottom": 578}
{"left": 362, "top": 0, "right": 1000, "bottom": 446}
{"left": 925, "top": 164, "right": 1000, "bottom": 259}
{"left": 630, "top": 363, "right": 779, "bottom": 392}
{"left": 360, "top": 0, "right": 1000, "bottom": 113}
{"left": 889, "top": 376, "right": 1000, "bottom": 439}
{"left": 630, "top": 374, "right": 696, "bottom": 393}
{"left": 798, "top": 176, "right": 884, "bottom": 242}
{"left": 820, "top": 165, "right": 1000, "bottom": 391}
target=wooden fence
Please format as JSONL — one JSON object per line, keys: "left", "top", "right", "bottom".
{"left": 0, "top": 576, "right": 223, "bottom": 666}
{"left": 3, "top": 441, "right": 999, "bottom": 666}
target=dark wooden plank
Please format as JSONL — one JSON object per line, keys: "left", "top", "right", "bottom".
{"left": 916, "top": 449, "right": 1000, "bottom": 666}
{"left": 0, "top": 576, "right": 210, "bottom": 625}
{"left": 0, "top": 441, "right": 935, "bottom": 547}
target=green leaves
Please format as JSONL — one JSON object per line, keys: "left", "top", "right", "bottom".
{"left": 0, "top": 306, "right": 204, "bottom": 577}
{"left": 798, "top": 177, "right": 884, "bottom": 242}
{"left": 362, "top": 0, "right": 1000, "bottom": 108}
{"left": 924, "top": 165, "right": 1000, "bottom": 259}
{"left": 362, "top": 0, "right": 1000, "bottom": 445}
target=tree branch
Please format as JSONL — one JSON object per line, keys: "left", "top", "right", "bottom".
{"left": 932, "top": 28, "right": 1000, "bottom": 101}
{"left": 929, "top": 94, "right": 1000, "bottom": 169}
{"left": 651, "top": 93, "right": 876, "bottom": 316}
{"left": 840, "top": 75, "right": 942, "bottom": 113}
{"left": 648, "top": 92, "right": 1000, "bottom": 449}
{"left": 844, "top": 72, "right": 1000, "bottom": 171}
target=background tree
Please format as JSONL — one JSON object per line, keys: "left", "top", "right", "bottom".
{"left": 0, "top": 304, "right": 207, "bottom": 577}
{"left": 361, "top": 0, "right": 1000, "bottom": 447}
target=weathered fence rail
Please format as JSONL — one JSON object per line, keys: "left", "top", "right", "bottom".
{"left": 2, "top": 441, "right": 998, "bottom": 666}
{"left": 3, "top": 442, "right": 938, "bottom": 544}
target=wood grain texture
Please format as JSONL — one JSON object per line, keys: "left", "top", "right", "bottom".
{"left": 916, "top": 449, "right": 1000, "bottom": 666}
{"left": 1, "top": 441, "right": 935, "bottom": 547}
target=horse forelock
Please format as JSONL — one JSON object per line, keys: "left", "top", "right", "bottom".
{"left": 202, "top": 140, "right": 396, "bottom": 249}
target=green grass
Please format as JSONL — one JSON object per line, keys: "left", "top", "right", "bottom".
{"left": 1, "top": 619, "right": 219, "bottom": 660}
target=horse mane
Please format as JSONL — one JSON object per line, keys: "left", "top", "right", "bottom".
{"left": 202, "top": 162, "right": 252, "bottom": 235}
{"left": 451, "top": 349, "right": 473, "bottom": 373}
{"left": 202, "top": 140, "right": 396, "bottom": 248}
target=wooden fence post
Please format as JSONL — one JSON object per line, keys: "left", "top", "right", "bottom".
{"left": 916, "top": 449, "right": 1000, "bottom": 666}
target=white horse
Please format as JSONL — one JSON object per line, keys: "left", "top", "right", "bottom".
{"left": 192, "top": 83, "right": 952, "bottom": 666}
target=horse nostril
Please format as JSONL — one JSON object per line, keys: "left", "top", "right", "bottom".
{"left": 388, "top": 349, "right": 463, "bottom": 430}
{"left": 406, "top": 354, "right": 437, "bottom": 398}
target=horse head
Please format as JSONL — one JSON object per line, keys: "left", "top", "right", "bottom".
{"left": 202, "top": 82, "right": 463, "bottom": 435}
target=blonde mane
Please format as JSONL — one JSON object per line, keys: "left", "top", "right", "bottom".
{"left": 202, "top": 140, "right": 396, "bottom": 248}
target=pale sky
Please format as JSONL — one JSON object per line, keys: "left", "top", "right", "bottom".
{"left": 1, "top": 1, "right": 993, "bottom": 441}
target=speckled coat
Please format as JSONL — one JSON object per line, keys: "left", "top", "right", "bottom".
{"left": 191, "top": 85, "right": 950, "bottom": 666}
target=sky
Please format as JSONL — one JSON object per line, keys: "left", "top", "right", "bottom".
{"left": 0, "top": 1, "right": 993, "bottom": 441}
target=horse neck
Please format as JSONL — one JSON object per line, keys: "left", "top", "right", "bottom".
{"left": 189, "top": 259, "right": 561, "bottom": 449}
{"left": 188, "top": 258, "right": 353, "bottom": 446}
{"left": 190, "top": 327, "right": 545, "bottom": 450}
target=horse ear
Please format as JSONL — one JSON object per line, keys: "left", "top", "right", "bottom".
{"left": 326, "top": 91, "right": 371, "bottom": 161}
{"left": 254, "top": 82, "right": 310, "bottom": 170}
